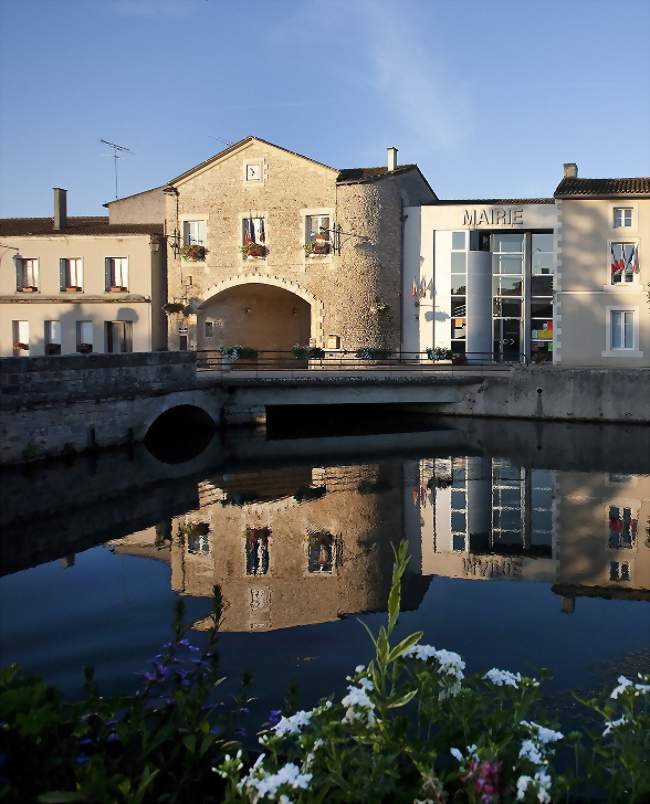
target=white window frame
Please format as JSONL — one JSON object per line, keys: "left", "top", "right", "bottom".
{"left": 602, "top": 305, "right": 643, "bottom": 358}
{"left": 182, "top": 219, "right": 206, "bottom": 246}
{"left": 613, "top": 206, "right": 635, "bottom": 229}
{"left": 607, "top": 240, "right": 640, "bottom": 287}
{"left": 303, "top": 210, "right": 334, "bottom": 259}
{"left": 62, "top": 257, "right": 83, "bottom": 290}
{"left": 18, "top": 258, "right": 39, "bottom": 291}
{"left": 240, "top": 212, "right": 268, "bottom": 259}
{"left": 106, "top": 257, "right": 128, "bottom": 290}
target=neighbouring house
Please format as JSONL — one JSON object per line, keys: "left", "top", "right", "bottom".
{"left": 0, "top": 188, "right": 167, "bottom": 357}
{"left": 402, "top": 163, "right": 650, "bottom": 366}
{"left": 142, "top": 136, "right": 435, "bottom": 354}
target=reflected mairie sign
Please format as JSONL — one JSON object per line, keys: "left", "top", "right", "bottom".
{"left": 463, "top": 208, "right": 524, "bottom": 226}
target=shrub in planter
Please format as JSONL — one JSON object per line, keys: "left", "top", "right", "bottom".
{"left": 180, "top": 244, "right": 207, "bottom": 262}
{"left": 426, "top": 347, "right": 452, "bottom": 361}
{"left": 240, "top": 243, "right": 267, "bottom": 258}
{"left": 291, "top": 345, "right": 326, "bottom": 360}
{"left": 220, "top": 345, "right": 258, "bottom": 362}
{"left": 355, "top": 347, "right": 392, "bottom": 361}
{"left": 13, "top": 342, "right": 29, "bottom": 351}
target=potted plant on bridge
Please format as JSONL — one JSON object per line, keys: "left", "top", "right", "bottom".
{"left": 220, "top": 345, "right": 258, "bottom": 363}
{"left": 291, "top": 345, "right": 325, "bottom": 360}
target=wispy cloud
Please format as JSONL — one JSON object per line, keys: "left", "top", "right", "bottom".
{"left": 110, "top": 0, "right": 198, "bottom": 18}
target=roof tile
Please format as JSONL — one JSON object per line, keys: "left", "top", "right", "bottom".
{"left": 554, "top": 177, "right": 650, "bottom": 198}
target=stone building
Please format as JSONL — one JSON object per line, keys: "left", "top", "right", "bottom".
{"left": 135, "top": 136, "right": 435, "bottom": 354}
{"left": 0, "top": 189, "right": 166, "bottom": 356}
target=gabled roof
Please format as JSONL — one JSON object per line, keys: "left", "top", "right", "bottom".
{"left": 0, "top": 216, "right": 163, "bottom": 236}
{"left": 554, "top": 176, "right": 650, "bottom": 199}
{"left": 103, "top": 185, "right": 164, "bottom": 208}
{"left": 168, "top": 135, "right": 338, "bottom": 185}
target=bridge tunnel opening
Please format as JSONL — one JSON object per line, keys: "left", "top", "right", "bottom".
{"left": 144, "top": 405, "right": 217, "bottom": 464}
{"left": 266, "top": 404, "right": 451, "bottom": 439}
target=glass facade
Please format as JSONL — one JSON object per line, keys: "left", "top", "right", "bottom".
{"left": 449, "top": 231, "right": 467, "bottom": 356}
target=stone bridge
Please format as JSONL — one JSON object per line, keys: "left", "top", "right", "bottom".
{"left": 2, "top": 352, "right": 648, "bottom": 465}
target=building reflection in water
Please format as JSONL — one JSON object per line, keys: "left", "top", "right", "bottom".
{"left": 108, "top": 455, "right": 650, "bottom": 633}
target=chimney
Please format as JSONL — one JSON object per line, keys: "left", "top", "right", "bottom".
{"left": 387, "top": 146, "right": 398, "bottom": 172}
{"left": 563, "top": 162, "right": 578, "bottom": 179}
{"left": 53, "top": 187, "right": 67, "bottom": 230}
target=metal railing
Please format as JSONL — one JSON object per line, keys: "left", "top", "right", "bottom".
{"left": 196, "top": 349, "right": 526, "bottom": 373}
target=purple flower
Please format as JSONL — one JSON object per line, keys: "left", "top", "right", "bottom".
{"left": 268, "top": 709, "right": 282, "bottom": 727}
{"left": 74, "top": 752, "right": 89, "bottom": 765}
{"left": 107, "top": 732, "right": 119, "bottom": 743}
{"left": 144, "top": 672, "right": 158, "bottom": 683}
{"left": 210, "top": 725, "right": 220, "bottom": 735}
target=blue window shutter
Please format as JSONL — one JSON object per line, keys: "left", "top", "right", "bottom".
{"left": 15, "top": 257, "right": 22, "bottom": 291}
{"left": 59, "top": 258, "right": 66, "bottom": 290}
{"left": 105, "top": 258, "right": 111, "bottom": 290}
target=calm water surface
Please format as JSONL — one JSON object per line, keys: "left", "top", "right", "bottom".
{"left": 1, "top": 415, "right": 649, "bottom": 717}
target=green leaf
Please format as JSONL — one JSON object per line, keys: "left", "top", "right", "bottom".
{"left": 37, "top": 793, "right": 86, "bottom": 803}
{"left": 356, "top": 618, "right": 377, "bottom": 648}
{"left": 386, "top": 688, "right": 418, "bottom": 709}
{"left": 387, "top": 631, "right": 424, "bottom": 664}
{"left": 376, "top": 627, "right": 390, "bottom": 668}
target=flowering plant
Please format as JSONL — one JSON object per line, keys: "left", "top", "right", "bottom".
{"left": 220, "top": 345, "right": 258, "bottom": 362}
{"left": 355, "top": 347, "right": 392, "bottom": 360}
{"left": 240, "top": 243, "right": 267, "bottom": 258}
{"left": 13, "top": 341, "right": 28, "bottom": 351}
{"left": 303, "top": 240, "right": 330, "bottom": 256}
{"left": 291, "top": 345, "right": 325, "bottom": 360}
{"left": 180, "top": 244, "right": 207, "bottom": 262}
{"left": 426, "top": 347, "right": 452, "bottom": 361}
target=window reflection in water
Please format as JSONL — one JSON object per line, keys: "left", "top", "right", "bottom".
{"left": 307, "top": 531, "right": 338, "bottom": 573}
{"left": 608, "top": 506, "right": 637, "bottom": 549}
{"left": 245, "top": 527, "right": 270, "bottom": 576}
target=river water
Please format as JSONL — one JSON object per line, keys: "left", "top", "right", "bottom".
{"left": 1, "top": 414, "right": 649, "bottom": 716}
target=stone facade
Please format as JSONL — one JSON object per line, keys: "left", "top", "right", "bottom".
{"left": 162, "top": 137, "right": 434, "bottom": 354}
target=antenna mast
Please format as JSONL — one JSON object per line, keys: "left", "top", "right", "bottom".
{"left": 100, "top": 138, "right": 131, "bottom": 199}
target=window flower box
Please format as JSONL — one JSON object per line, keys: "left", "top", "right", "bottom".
{"left": 162, "top": 302, "right": 186, "bottom": 315}
{"left": 65, "top": 286, "right": 82, "bottom": 293}
{"left": 240, "top": 243, "right": 267, "bottom": 259}
{"left": 20, "top": 286, "right": 38, "bottom": 293}
{"left": 304, "top": 239, "right": 331, "bottom": 257}
{"left": 77, "top": 343, "right": 93, "bottom": 354}
{"left": 13, "top": 342, "right": 29, "bottom": 351}
{"left": 180, "top": 244, "right": 207, "bottom": 262}
{"left": 109, "top": 286, "right": 127, "bottom": 293}
{"left": 45, "top": 343, "right": 61, "bottom": 356}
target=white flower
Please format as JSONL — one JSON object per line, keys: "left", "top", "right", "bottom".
{"left": 273, "top": 709, "right": 313, "bottom": 737}
{"left": 341, "top": 681, "right": 376, "bottom": 725}
{"left": 213, "top": 749, "right": 243, "bottom": 779}
{"left": 449, "top": 747, "right": 463, "bottom": 762}
{"left": 355, "top": 664, "right": 365, "bottom": 673}
{"left": 484, "top": 668, "right": 522, "bottom": 688}
{"left": 602, "top": 715, "right": 628, "bottom": 736}
{"left": 519, "top": 739, "right": 544, "bottom": 765}
{"left": 241, "top": 761, "right": 312, "bottom": 799}
{"left": 611, "top": 675, "right": 633, "bottom": 699}
{"left": 403, "top": 643, "right": 438, "bottom": 661}
{"left": 516, "top": 770, "right": 552, "bottom": 803}
{"left": 521, "top": 721, "right": 564, "bottom": 745}
{"left": 278, "top": 796, "right": 292, "bottom": 804}
{"left": 516, "top": 775, "right": 532, "bottom": 801}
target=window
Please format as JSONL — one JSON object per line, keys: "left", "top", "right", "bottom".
{"left": 12, "top": 320, "right": 29, "bottom": 355}
{"left": 44, "top": 321, "right": 61, "bottom": 355}
{"left": 305, "top": 214, "right": 331, "bottom": 255}
{"left": 450, "top": 231, "right": 467, "bottom": 355}
{"left": 105, "top": 321, "right": 132, "bottom": 353}
{"left": 492, "top": 233, "right": 524, "bottom": 361}
{"left": 60, "top": 258, "right": 83, "bottom": 291}
{"left": 16, "top": 258, "right": 39, "bottom": 292}
{"left": 610, "top": 242, "right": 638, "bottom": 284}
{"left": 610, "top": 561, "right": 631, "bottom": 582}
{"left": 204, "top": 321, "right": 214, "bottom": 339}
{"left": 307, "top": 532, "right": 338, "bottom": 573}
{"left": 608, "top": 505, "right": 637, "bottom": 548}
{"left": 244, "top": 161, "right": 263, "bottom": 183}
{"left": 186, "top": 522, "right": 210, "bottom": 555}
{"left": 245, "top": 527, "right": 270, "bottom": 576}
{"left": 531, "top": 233, "right": 554, "bottom": 363}
{"left": 242, "top": 217, "right": 266, "bottom": 257}
{"left": 610, "top": 309, "right": 634, "bottom": 350}
{"left": 105, "top": 257, "right": 128, "bottom": 291}
{"left": 76, "top": 321, "right": 93, "bottom": 353}
{"left": 614, "top": 207, "right": 633, "bottom": 228}
{"left": 183, "top": 220, "right": 205, "bottom": 246}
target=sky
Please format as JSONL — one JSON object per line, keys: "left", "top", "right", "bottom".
{"left": 1, "top": 0, "right": 649, "bottom": 217}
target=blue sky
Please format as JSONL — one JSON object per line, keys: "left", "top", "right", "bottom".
{"left": 1, "top": 0, "right": 649, "bottom": 217}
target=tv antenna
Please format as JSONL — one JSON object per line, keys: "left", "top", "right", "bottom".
{"left": 100, "top": 139, "right": 131, "bottom": 199}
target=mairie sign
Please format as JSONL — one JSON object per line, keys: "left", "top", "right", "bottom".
{"left": 463, "top": 208, "right": 524, "bottom": 226}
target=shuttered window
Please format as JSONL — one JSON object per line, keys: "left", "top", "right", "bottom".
{"left": 60, "top": 258, "right": 83, "bottom": 290}
{"left": 105, "top": 257, "right": 128, "bottom": 291}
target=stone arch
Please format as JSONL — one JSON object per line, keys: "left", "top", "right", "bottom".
{"left": 200, "top": 273, "right": 324, "bottom": 346}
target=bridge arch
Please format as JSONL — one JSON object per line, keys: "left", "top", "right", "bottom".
{"left": 198, "top": 273, "right": 324, "bottom": 350}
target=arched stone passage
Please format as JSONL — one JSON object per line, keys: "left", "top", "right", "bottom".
{"left": 198, "top": 283, "right": 312, "bottom": 357}
{"left": 144, "top": 404, "right": 217, "bottom": 464}
{"left": 199, "top": 274, "right": 323, "bottom": 351}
